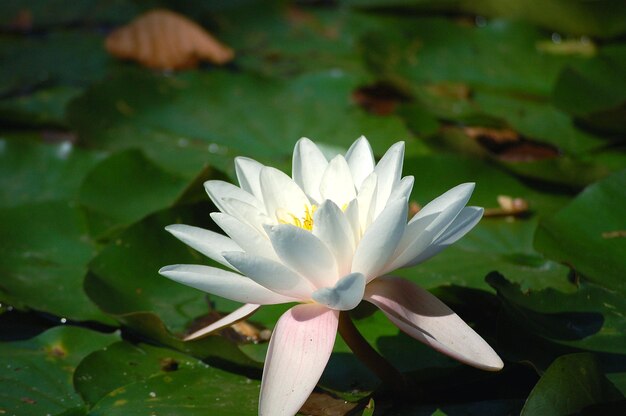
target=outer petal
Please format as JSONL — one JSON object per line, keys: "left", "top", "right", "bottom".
{"left": 386, "top": 183, "right": 475, "bottom": 271}
{"left": 345, "top": 136, "right": 375, "bottom": 190}
{"left": 260, "top": 167, "right": 311, "bottom": 222}
{"left": 266, "top": 224, "right": 338, "bottom": 288}
{"left": 235, "top": 156, "right": 264, "bottom": 201}
{"left": 223, "top": 251, "right": 315, "bottom": 300}
{"left": 211, "top": 212, "right": 278, "bottom": 260}
{"left": 403, "top": 206, "right": 483, "bottom": 267}
{"left": 165, "top": 224, "right": 240, "bottom": 269}
{"left": 259, "top": 304, "right": 339, "bottom": 416}
{"left": 373, "top": 141, "right": 404, "bottom": 217}
{"left": 352, "top": 197, "right": 408, "bottom": 282}
{"left": 184, "top": 303, "right": 260, "bottom": 341}
{"left": 365, "top": 277, "right": 503, "bottom": 371}
{"left": 292, "top": 137, "right": 328, "bottom": 203}
{"left": 319, "top": 155, "right": 356, "bottom": 208}
{"left": 158, "top": 264, "right": 296, "bottom": 304}
{"left": 312, "top": 272, "right": 365, "bottom": 311}
{"left": 312, "top": 200, "right": 355, "bottom": 276}
{"left": 204, "top": 180, "right": 263, "bottom": 215}
{"left": 388, "top": 175, "right": 414, "bottom": 203}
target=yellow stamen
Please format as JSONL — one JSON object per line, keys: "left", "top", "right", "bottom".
{"left": 277, "top": 205, "right": 318, "bottom": 231}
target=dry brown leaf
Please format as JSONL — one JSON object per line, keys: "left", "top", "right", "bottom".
{"left": 462, "top": 125, "right": 559, "bottom": 161}
{"left": 105, "top": 9, "right": 234, "bottom": 70}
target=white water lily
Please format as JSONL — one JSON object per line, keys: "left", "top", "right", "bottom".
{"left": 160, "top": 136, "right": 503, "bottom": 416}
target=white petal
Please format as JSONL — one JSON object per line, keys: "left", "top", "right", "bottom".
{"left": 159, "top": 264, "right": 295, "bottom": 304}
{"left": 184, "top": 303, "right": 260, "bottom": 341}
{"left": 352, "top": 197, "right": 408, "bottom": 282}
{"left": 292, "top": 137, "right": 328, "bottom": 203}
{"left": 266, "top": 224, "right": 338, "bottom": 289}
{"left": 312, "top": 200, "right": 355, "bottom": 276}
{"left": 259, "top": 304, "right": 338, "bottom": 416}
{"left": 409, "top": 183, "right": 475, "bottom": 224}
{"left": 387, "top": 183, "right": 475, "bottom": 271}
{"left": 373, "top": 141, "right": 405, "bottom": 217}
{"left": 388, "top": 175, "right": 414, "bottom": 203}
{"left": 235, "top": 157, "right": 264, "bottom": 201}
{"left": 344, "top": 198, "right": 361, "bottom": 245}
{"left": 204, "top": 180, "right": 263, "bottom": 215}
{"left": 223, "top": 251, "right": 315, "bottom": 300}
{"left": 165, "top": 224, "right": 240, "bottom": 269}
{"left": 220, "top": 197, "right": 272, "bottom": 235}
{"left": 403, "top": 206, "right": 483, "bottom": 267}
{"left": 365, "top": 277, "right": 503, "bottom": 371}
{"left": 345, "top": 136, "right": 375, "bottom": 190}
{"left": 260, "top": 167, "right": 311, "bottom": 222}
{"left": 319, "top": 155, "right": 356, "bottom": 208}
{"left": 356, "top": 172, "right": 378, "bottom": 233}
{"left": 312, "top": 272, "right": 365, "bottom": 311}
{"left": 211, "top": 212, "right": 278, "bottom": 260}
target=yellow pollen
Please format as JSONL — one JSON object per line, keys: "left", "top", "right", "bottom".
{"left": 278, "top": 205, "right": 317, "bottom": 231}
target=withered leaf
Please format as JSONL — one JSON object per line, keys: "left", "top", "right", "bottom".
{"left": 105, "top": 9, "right": 234, "bottom": 70}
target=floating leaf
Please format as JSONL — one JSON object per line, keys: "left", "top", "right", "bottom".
{"left": 521, "top": 353, "right": 624, "bottom": 415}
{"left": 0, "top": 200, "right": 112, "bottom": 324}
{"left": 535, "top": 169, "right": 626, "bottom": 294}
{"left": 0, "top": 326, "right": 119, "bottom": 416}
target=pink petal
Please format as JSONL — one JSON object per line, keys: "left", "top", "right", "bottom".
{"left": 365, "top": 277, "right": 503, "bottom": 371}
{"left": 184, "top": 303, "right": 261, "bottom": 341}
{"left": 259, "top": 304, "right": 339, "bottom": 416}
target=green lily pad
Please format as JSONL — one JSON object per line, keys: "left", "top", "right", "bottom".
{"left": 345, "top": 0, "right": 626, "bottom": 39}
{"left": 0, "top": 200, "right": 112, "bottom": 324}
{"left": 521, "top": 353, "right": 624, "bottom": 415}
{"left": 360, "top": 17, "right": 585, "bottom": 97}
{"left": 0, "top": 137, "right": 104, "bottom": 208}
{"left": 489, "top": 273, "right": 626, "bottom": 354}
{"left": 67, "top": 69, "right": 420, "bottom": 180}
{"left": 534, "top": 169, "right": 626, "bottom": 294}
{"left": 74, "top": 342, "right": 259, "bottom": 414}
{"left": 0, "top": 0, "right": 140, "bottom": 30}
{"left": 0, "top": 325, "right": 119, "bottom": 416}
{"left": 217, "top": 2, "right": 371, "bottom": 79}
{"left": 0, "top": 86, "right": 81, "bottom": 127}
{"left": 77, "top": 149, "right": 201, "bottom": 238}
{"left": 0, "top": 32, "right": 110, "bottom": 96}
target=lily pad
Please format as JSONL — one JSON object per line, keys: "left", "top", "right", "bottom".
{"left": 489, "top": 273, "right": 626, "bottom": 354}
{"left": 521, "top": 353, "right": 624, "bottom": 415}
{"left": 0, "top": 325, "right": 119, "bottom": 416}
{"left": 0, "top": 86, "right": 81, "bottom": 127}
{"left": 534, "top": 169, "right": 626, "bottom": 294}
{"left": 359, "top": 16, "right": 585, "bottom": 97}
{"left": 67, "top": 69, "right": 420, "bottom": 180}
{"left": 0, "top": 32, "right": 110, "bottom": 96}
{"left": 0, "top": 137, "right": 104, "bottom": 208}
{"left": 77, "top": 149, "right": 201, "bottom": 238}
{"left": 75, "top": 341, "right": 259, "bottom": 410}
{"left": 0, "top": 200, "right": 112, "bottom": 324}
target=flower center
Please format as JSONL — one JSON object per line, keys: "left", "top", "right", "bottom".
{"left": 277, "top": 205, "right": 317, "bottom": 231}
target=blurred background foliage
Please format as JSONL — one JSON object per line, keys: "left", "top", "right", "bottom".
{"left": 1, "top": 0, "right": 625, "bottom": 415}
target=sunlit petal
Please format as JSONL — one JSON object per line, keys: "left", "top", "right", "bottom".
{"left": 312, "top": 272, "right": 365, "bottom": 311}
{"left": 164, "top": 224, "right": 239, "bottom": 269}
{"left": 292, "top": 137, "right": 328, "bottom": 203}
{"left": 159, "top": 264, "right": 296, "bottom": 304}
{"left": 345, "top": 135, "right": 375, "bottom": 190}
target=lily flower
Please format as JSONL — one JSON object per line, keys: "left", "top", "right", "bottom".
{"left": 160, "top": 136, "right": 503, "bottom": 416}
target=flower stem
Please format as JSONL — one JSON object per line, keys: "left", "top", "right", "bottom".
{"left": 338, "top": 311, "right": 412, "bottom": 394}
